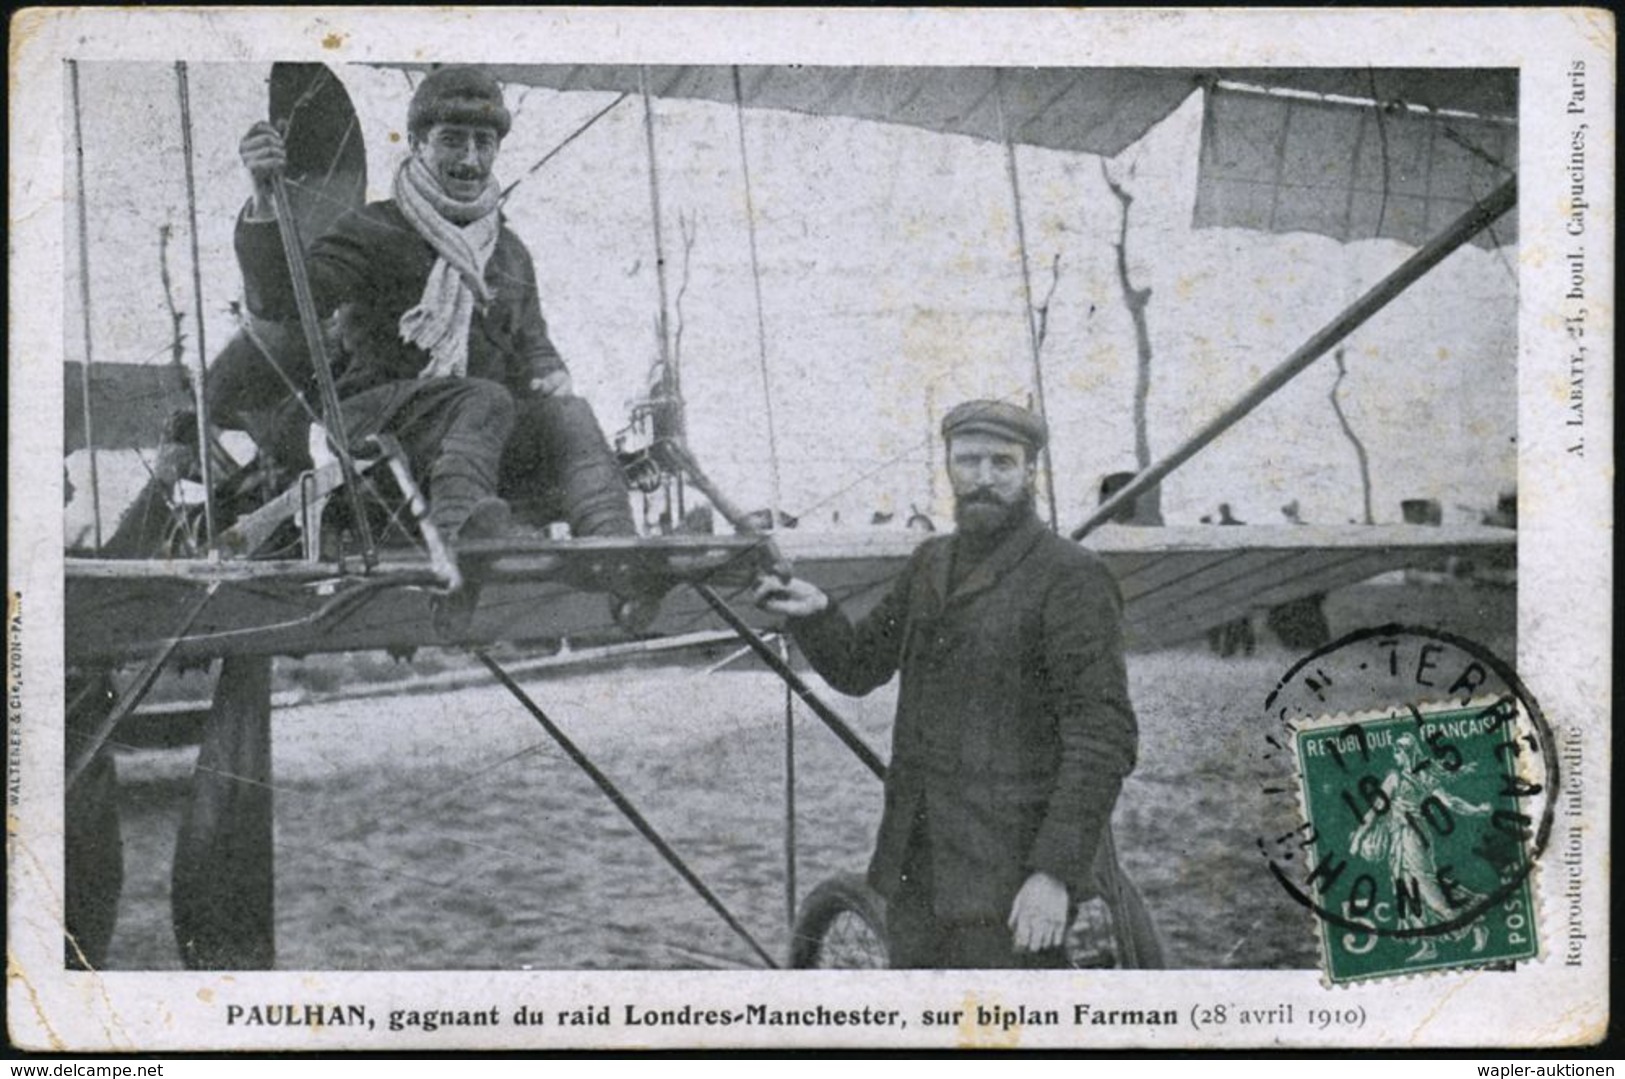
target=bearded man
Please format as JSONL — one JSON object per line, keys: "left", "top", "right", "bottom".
{"left": 235, "top": 65, "right": 634, "bottom": 546}
{"left": 754, "top": 400, "right": 1149, "bottom": 968}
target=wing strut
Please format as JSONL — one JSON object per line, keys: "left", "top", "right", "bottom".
{"left": 267, "top": 173, "right": 379, "bottom": 568}
{"left": 69, "top": 61, "right": 103, "bottom": 552}
{"left": 693, "top": 584, "right": 887, "bottom": 781}
{"left": 778, "top": 633, "right": 798, "bottom": 933}
{"left": 638, "top": 68, "right": 687, "bottom": 521}
{"left": 175, "top": 62, "right": 218, "bottom": 549}
{"left": 638, "top": 72, "right": 682, "bottom": 436}
{"left": 477, "top": 651, "right": 780, "bottom": 969}
{"left": 1073, "top": 175, "right": 1516, "bottom": 541}
{"left": 731, "top": 66, "right": 787, "bottom": 534}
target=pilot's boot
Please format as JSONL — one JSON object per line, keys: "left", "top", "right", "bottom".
{"left": 429, "top": 451, "right": 509, "bottom": 546}
{"left": 548, "top": 399, "right": 667, "bottom": 630}
{"left": 509, "top": 397, "right": 666, "bottom": 630}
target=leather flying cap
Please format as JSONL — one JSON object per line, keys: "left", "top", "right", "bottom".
{"left": 941, "top": 399, "right": 1048, "bottom": 452}
{"left": 408, "top": 66, "right": 512, "bottom": 139}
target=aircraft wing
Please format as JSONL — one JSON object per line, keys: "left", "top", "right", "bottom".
{"left": 65, "top": 525, "right": 1513, "bottom": 666}
{"left": 1091, "top": 523, "right": 1513, "bottom": 648}
{"left": 396, "top": 64, "right": 1515, "bottom": 250}
{"left": 65, "top": 534, "right": 904, "bottom": 666}
{"left": 797, "top": 525, "right": 1516, "bottom": 650}
{"left": 410, "top": 65, "right": 1512, "bottom": 160}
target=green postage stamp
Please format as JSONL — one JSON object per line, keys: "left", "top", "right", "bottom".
{"left": 1294, "top": 702, "right": 1541, "bottom": 983}
{"left": 1258, "top": 625, "right": 1559, "bottom": 989}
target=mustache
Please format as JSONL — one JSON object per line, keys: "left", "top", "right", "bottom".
{"left": 958, "top": 490, "right": 1009, "bottom": 507}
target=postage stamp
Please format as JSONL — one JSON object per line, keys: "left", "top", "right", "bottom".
{"left": 1295, "top": 703, "right": 1542, "bottom": 983}
{"left": 6, "top": 5, "right": 1614, "bottom": 1055}
{"left": 1258, "top": 627, "right": 1557, "bottom": 985}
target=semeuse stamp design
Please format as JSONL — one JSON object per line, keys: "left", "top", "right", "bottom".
{"left": 1256, "top": 626, "right": 1555, "bottom": 984}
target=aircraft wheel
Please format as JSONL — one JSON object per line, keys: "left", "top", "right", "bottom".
{"left": 790, "top": 873, "right": 889, "bottom": 969}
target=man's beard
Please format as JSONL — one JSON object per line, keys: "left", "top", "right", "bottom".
{"left": 953, "top": 487, "right": 1036, "bottom": 538}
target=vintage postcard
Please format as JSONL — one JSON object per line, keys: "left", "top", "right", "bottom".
{"left": 7, "top": 7, "right": 1613, "bottom": 1052}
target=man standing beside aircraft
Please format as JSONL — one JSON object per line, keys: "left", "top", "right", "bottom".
{"left": 235, "top": 65, "right": 634, "bottom": 546}
{"left": 755, "top": 400, "right": 1151, "bottom": 968}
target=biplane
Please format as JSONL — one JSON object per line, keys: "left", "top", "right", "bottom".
{"left": 61, "top": 60, "right": 1517, "bottom": 972}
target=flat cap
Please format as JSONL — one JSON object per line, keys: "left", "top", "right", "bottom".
{"left": 409, "top": 66, "right": 511, "bottom": 139}
{"left": 941, "top": 399, "right": 1048, "bottom": 451}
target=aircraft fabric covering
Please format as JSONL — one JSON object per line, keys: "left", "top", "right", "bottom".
{"left": 1193, "top": 79, "right": 1517, "bottom": 249}
{"left": 65, "top": 361, "right": 193, "bottom": 453}
{"left": 436, "top": 64, "right": 1519, "bottom": 249}
{"left": 430, "top": 65, "right": 1203, "bottom": 158}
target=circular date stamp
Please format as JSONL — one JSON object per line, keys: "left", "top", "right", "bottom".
{"left": 1254, "top": 625, "right": 1556, "bottom": 983}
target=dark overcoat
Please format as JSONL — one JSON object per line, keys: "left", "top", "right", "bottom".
{"left": 235, "top": 201, "right": 567, "bottom": 436}
{"left": 793, "top": 513, "right": 1138, "bottom": 923}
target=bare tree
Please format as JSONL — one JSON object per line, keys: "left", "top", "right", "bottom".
{"left": 643, "top": 210, "right": 700, "bottom": 532}
{"left": 672, "top": 210, "right": 698, "bottom": 378}
{"left": 1100, "top": 159, "right": 1162, "bottom": 524}
{"left": 158, "top": 223, "right": 187, "bottom": 370}
{"left": 1328, "top": 346, "right": 1376, "bottom": 524}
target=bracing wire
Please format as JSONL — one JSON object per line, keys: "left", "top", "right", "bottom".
{"left": 175, "top": 61, "right": 218, "bottom": 548}
{"left": 638, "top": 68, "right": 678, "bottom": 414}
{"left": 638, "top": 68, "right": 688, "bottom": 522}
{"left": 731, "top": 66, "right": 786, "bottom": 533}
{"left": 993, "top": 70, "right": 1061, "bottom": 532}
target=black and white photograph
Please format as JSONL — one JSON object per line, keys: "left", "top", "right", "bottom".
{"left": 8, "top": 7, "right": 1613, "bottom": 1052}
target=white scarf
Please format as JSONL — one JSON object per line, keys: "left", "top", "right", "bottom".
{"left": 394, "top": 156, "right": 503, "bottom": 379}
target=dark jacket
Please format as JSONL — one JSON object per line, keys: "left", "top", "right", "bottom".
{"left": 792, "top": 512, "right": 1138, "bottom": 922}
{"left": 235, "top": 201, "right": 567, "bottom": 411}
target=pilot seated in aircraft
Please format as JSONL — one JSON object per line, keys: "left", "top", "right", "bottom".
{"left": 233, "top": 65, "right": 635, "bottom": 547}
